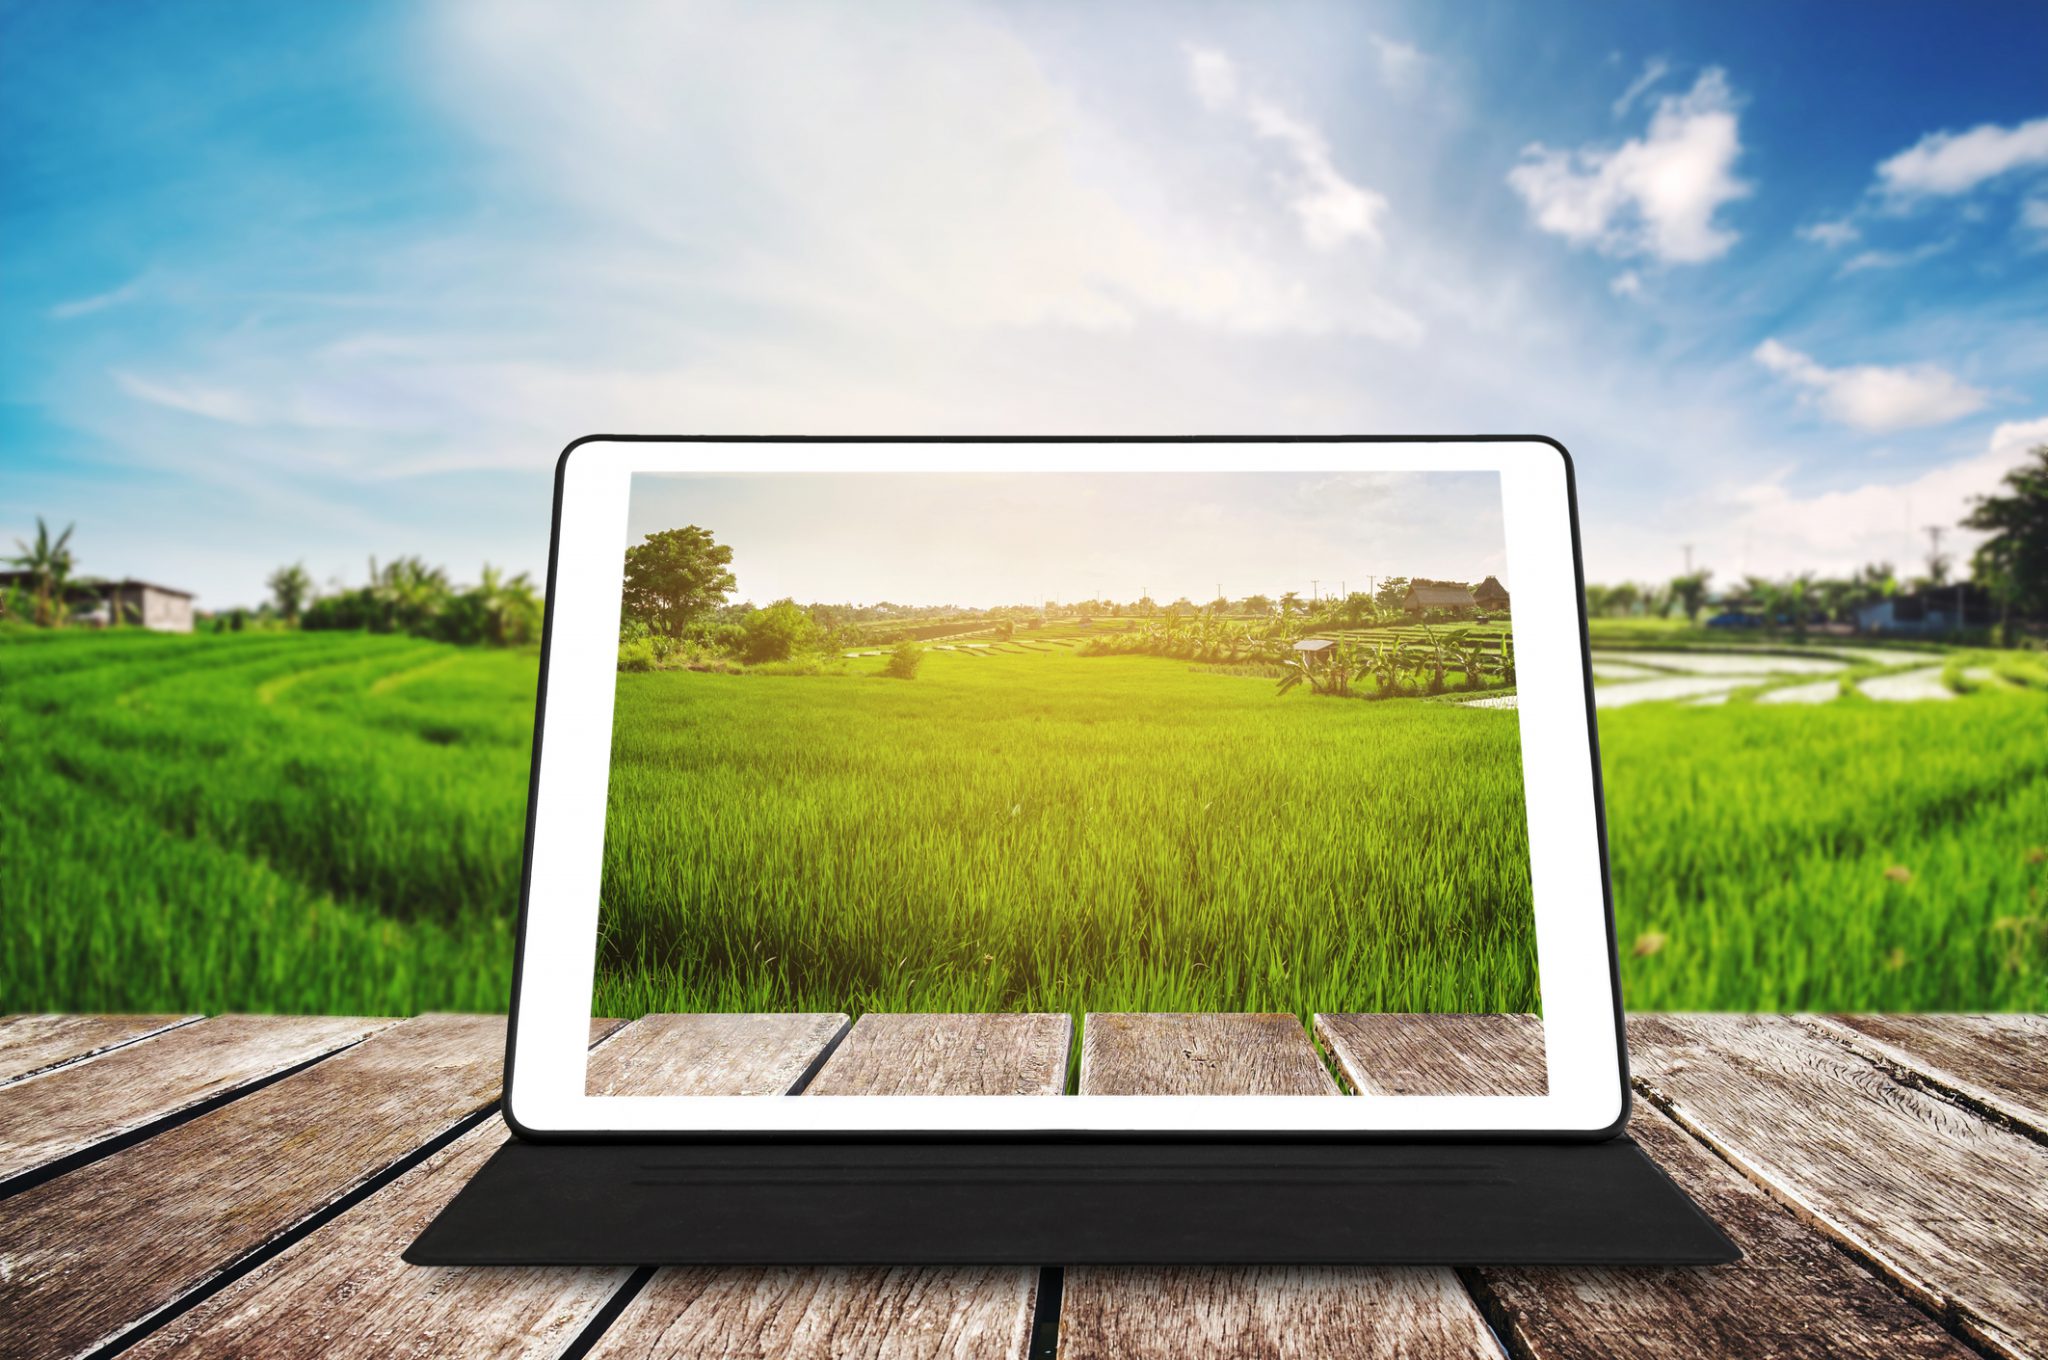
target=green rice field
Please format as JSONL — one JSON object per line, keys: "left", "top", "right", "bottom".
{"left": 595, "top": 644, "right": 1537, "bottom": 1017}
{"left": 3, "top": 628, "right": 2045, "bottom": 1015}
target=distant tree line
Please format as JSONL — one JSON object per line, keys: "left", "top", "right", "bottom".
{"left": 298, "top": 557, "right": 542, "bottom": 646}
{"left": 1582, "top": 444, "right": 2048, "bottom": 643}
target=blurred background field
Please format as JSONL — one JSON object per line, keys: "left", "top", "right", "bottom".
{"left": 5, "top": 624, "right": 2043, "bottom": 1015}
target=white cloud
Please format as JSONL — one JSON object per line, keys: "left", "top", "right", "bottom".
{"left": 1837, "top": 238, "right": 1951, "bottom": 275}
{"left": 1798, "top": 218, "right": 1860, "bottom": 248}
{"left": 1609, "top": 270, "right": 1643, "bottom": 297}
{"left": 1508, "top": 69, "right": 1749, "bottom": 264}
{"left": 1610, "top": 57, "right": 1669, "bottom": 119}
{"left": 2023, "top": 196, "right": 2048, "bottom": 240}
{"left": 1185, "top": 45, "right": 1390, "bottom": 251}
{"left": 1753, "top": 339, "right": 1988, "bottom": 432}
{"left": 50, "top": 278, "right": 144, "bottom": 320}
{"left": 113, "top": 370, "right": 262, "bottom": 425}
{"left": 1711, "top": 416, "right": 2048, "bottom": 578}
{"left": 1876, "top": 115, "right": 2048, "bottom": 197}
{"left": 429, "top": 5, "right": 1410, "bottom": 340}
{"left": 1367, "top": 34, "right": 1425, "bottom": 93}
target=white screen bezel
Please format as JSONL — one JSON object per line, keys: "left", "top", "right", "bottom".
{"left": 507, "top": 438, "right": 1626, "bottom": 1136}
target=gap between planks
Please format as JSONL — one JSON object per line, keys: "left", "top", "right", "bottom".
{"left": 1627, "top": 1013, "right": 2048, "bottom": 1360}
{"left": 0, "top": 1014, "right": 202, "bottom": 1089}
{"left": 1062, "top": 1013, "right": 1503, "bottom": 1360}
{"left": 0, "top": 1014, "right": 395, "bottom": 1191}
{"left": 0, "top": 1015, "right": 612, "bottom": 1360}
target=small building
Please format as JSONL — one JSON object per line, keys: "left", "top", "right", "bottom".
{"left": 1292, "top": 637, "right": 1339, "bottom": 666}
{"left": 1854, "top": 585, "right": 1995, "bottom": 636}
{"left": 1704, "top": 609, "right": 1765, "bottom": 630}
{"left": 1, "top": 571, "right": 198, "bottom": 633}
{"left": 1402, "top": 581, "right": 1477, "bottom": 618}
{"left": 1472, "top": 576, "right": 1510, "bottom": 611}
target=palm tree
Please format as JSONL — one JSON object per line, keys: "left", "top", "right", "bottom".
{"left": 474, "top": 564, "right": 542, "bottom": 645}
{"left": 370, "top": 556, "right": 451, "bottom": 633}
{"left": 1279, "top": 591, "right": 1301, "bottom": 620}
{"left": 1669, "top": 570, "right": 1712, "bottom": 624}
{"left": 1780, "top": 573, "right": 1816, "bottom": 640}
{"left": 268, "top": 562, "right": 313, "bottom": 626}
{"left": 9, "top": 517, "right": 76, "bottom": 627}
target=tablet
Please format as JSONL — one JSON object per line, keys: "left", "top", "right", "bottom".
{"left": 505, "top": 436, "right": 1629, "bottom": 1138}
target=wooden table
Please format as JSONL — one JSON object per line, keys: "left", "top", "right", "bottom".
{"left": 1, "top": 1012, "right": 2043, "bottom": 1360}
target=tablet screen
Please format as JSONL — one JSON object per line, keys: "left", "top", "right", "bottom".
{"left": 584, "top": 468, "right": 1546, "bottom": 1098}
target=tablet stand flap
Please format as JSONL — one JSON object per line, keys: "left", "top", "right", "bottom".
{"left": 404, "top": 1135, "right": 1738, "bottom": 1266}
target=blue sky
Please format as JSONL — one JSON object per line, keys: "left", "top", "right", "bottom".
{"left": 627, "top": 471, "right": 1506, "bottom": 607}
{"left": 5, "top": 1, "right": 2045, "bottom": 607}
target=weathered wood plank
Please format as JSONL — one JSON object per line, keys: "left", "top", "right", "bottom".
{"left": 1080, "top": 1012, "right": 1337, "bottom": 1095}
{"left": 0, "top": 1013, "right": 393, "bottom": 1185}
{"left": 586, "top": 1013, "right": 848, "bottom": 1096}
{"left": 0, "top": 1014, "right": 561, "bottom": 1360}
{"left": 1483, "top": 1110, "right": 1978, "bottom": 1360}
{"left": 122, "top": 1013, "right": 848, "bottom": 1360}
{"left": 1314, "top": 1013, "right": 1546, "bottom": 1095}
{"left": 1630, "top": 1014, "right": 2048, "bottom": 1360}
{"left": 0, "top": 1013, "right": 199, "bottom": 1087}
{"left": 1063, "top": 1013, "right": 1501, "bottom": 1360}
{"left": 805, "top": 1012, "right": 1070, "bottom": 1096}
{"left": 1808, "top": 1013, "right": 2048, "bottom": 1136}
{"left": 583, "top": 1013, "right": 1066, "bottom": 1360}
{"left": 1062, "top": 1265, "right": 1501, "bottom": 1360}
{"left": 587, "top": 1266, "right": 1042, "bottom": 1360}
{"left": 1326, "top": 1014, "right": 1977, "bottom": 1360}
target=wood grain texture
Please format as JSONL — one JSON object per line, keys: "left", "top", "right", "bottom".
{"left": 805, "top": 1013, "right": 1070, "bottom": 1096}
{"left": 1314, "top": 1013, "right": 1547, "bottom": 1096}
{"left": 1325, "top": 1014, "right": 1974, "bottom": 1360}
{"left": 1630, "top": 1013, "right": 2048, "bottom": 1360}
{"left": 0, "top": 1013, "right": 392, "bottom": 1184}
{"left": 585, "top": 1012, "right": 848, "bottom": 1096}
{"left": 1065, "top": 1012, "right": 1499, "bottom": 1360}
{"left": 0, "top": 1013, "right": 198, "bottom": 1087}
{"left": 121, "top": 1013, "right": 846, "bottom": 1360}
{"left": 1808, "top": 1013, "right": 2048, "bottom": 1135}
{"left": 1079, "top": 1013, "right": 1337, "bottom": 1095}
{"left": 1060, "top": 1266, "right": 1501, "bottom": 1360}
{"left": 0, "top": 1013, "right": 545, "bottom": 1360}
{"left": 1481, "top": 1110, "right": 1977, "bottom": 1360}
{"left": 586, "top": 1266, "right": 1040, "bottom": 1360}
{"left": 583, "top": 1013, "right": 1070, "bottom": 1360}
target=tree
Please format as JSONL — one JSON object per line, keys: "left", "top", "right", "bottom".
{"left": 1279, "top": 590, "right": 1302, "bottom": 619}
{"left": 9, "top": 517, "right": 76, "bottom": 627}
{"left": 370, "top": 556, "right": 451, "bottom": 633}
{"left": 464, "top": 564, "right": 542, "bottom": 645}
{"left": 1965, "top": 443, "right": 2048, "bottom": 642}
{"left": 883, "top": 639, "right": 924, "bottom": 679}
{"left": 739, "top": 599, "right": 815, "bottom": 663}
{"left": 1669, "top": 570, "right": 1712, "bottom": 624}
{"left": 1340, "top": 591, "right": 1374, "bottom": 625}
{"left": 268, "top": 562, "right": 312, "bottom": 625}
{"left": 1781, "top": 573, "right": 1816, "bottom": 640}
{"left": 622, "top": 526, "right": 736, "bottom": 636}
{"left": 1239, "top": 593, "right": 1274, "bottom": 617}
{"left": 1374, "top": 577, "right": 1409, "bottom": 612}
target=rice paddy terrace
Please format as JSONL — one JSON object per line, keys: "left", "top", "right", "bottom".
{"left": 4, "top": 625, "right": 2045, "bottom": 1015}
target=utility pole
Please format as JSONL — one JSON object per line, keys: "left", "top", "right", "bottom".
{"left": 1682, "top": 544, "right": 1694, "bottom": 576}
{"left": 1922, "top": 525, "right": 1946, "bottom": 579}
{"left": 1310, "top": 579, "right": 1319, "bottom": 605}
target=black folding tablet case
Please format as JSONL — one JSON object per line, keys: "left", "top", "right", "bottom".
{"left": 407, "top": 1134, "right": 1735, "bottom": 1264}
